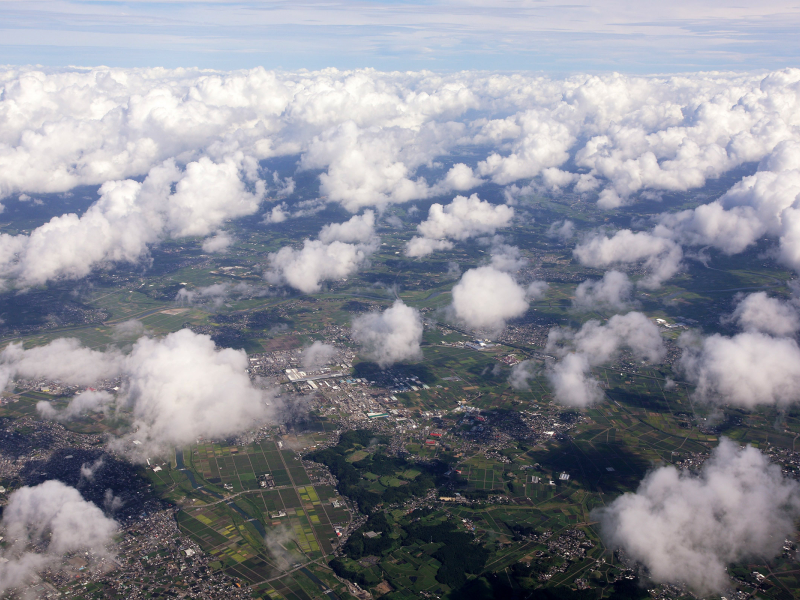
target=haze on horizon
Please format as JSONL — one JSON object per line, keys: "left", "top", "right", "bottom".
{"left": 1, "top": 0, "right": 799, "bottom": 72}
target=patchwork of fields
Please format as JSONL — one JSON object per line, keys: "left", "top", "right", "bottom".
{"left": 145, "top": 439, "right": 354, "bottom": 599}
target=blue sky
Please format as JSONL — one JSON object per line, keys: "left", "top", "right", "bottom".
{"left": 1, "top": 0, "right": 799, "bottom": 72}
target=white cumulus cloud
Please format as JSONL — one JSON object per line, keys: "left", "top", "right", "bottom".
{"left": 0, "top": 155, "right": 264, "bottom": 286}
{"left": 37, "top": 389, "right": 114, "bottom": 421}
{"left": 351, "top": 300, "right": 424, "bottom": 368}
{"left": 0, "top": 338, "right": 123, "bottom": 391}
{"left": 573, "top": 270, "right": 634, "bottom": 311}
{"left": 1, "top": 329, "right": 288, "bottom": 459}
{"left": 119, "top": 329, "right": 277, "bottom": 457}
{"left": 450, "top": 266, "right": 545, "bottom": 333}
{"left": 300, "top": 341, "right": 338, "bottom": 370}
{"left": 573, "top": 230, "right": 682, "bottom": 288}
{"left": 546, "top": 312, "right": 665, "bottom": 407}
{"left": 405, "top": 194, "right": 514, "bottom": 257}
{"left": 679, "top": 330, "right": 800, "bottom": 408}
{"left": 0, "top": 480, "right": 118, "bottom": 595}
{"left": 318, "top": 210, "right": 376, "bottom": 244}
{"left": 2, "top": 68, "right": 800, "bottom": 285}
{"left": 594, "top": 438, "right": 800, "bottom": 596}
{"left": 722, "top": 291, "right": 800, "bottom": 336}
{"left": 265, "top": 239, "right": 375, "bottom": 293}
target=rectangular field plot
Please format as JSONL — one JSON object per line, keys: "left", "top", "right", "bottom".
{"left": 288, "top": 467, "right": 312, "bottom": 485}
{"left": 271, "top": 469, "right": 292, "bottom": 486}
{"left": 265, "top": 454, "right": 287, "bottom": 471}
{"left": 177, "top": 512, "right": 231, "bottom": 549}
{"left": 296, "top": 486, "right": 319, "bottom": 504}
{"left": 279, "top": 488, "right": 302, "bottom": 508}
{"left": 320, "top": 504, "right": 350, "bottom": 527}
{"left": 233, "top": 455, "right": 254, "bottom": 471}
{"left": 313, "top": 485, "right": 337, "bottom": 501}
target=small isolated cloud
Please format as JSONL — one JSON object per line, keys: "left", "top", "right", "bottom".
{"left": 351, "top": 300, "right": 423, "bottom": 368}
{"left": 405, "top": 194, "right": 514, "bottom": 257}
{"left": 80, "top": 457, "right": 105, "bottom": 482}
{"left": 417, "top": 194, "right": 514, "bottom": 240}
{"left": 679, "top": 330, "right": 800, "bottom": 408}
{"left": 263, "top": 525, "right": 296, "bottom": 571}
{"left": 264, "top": 203, "right": 289, "bottom": 223}
{"left": 573, "top": 270, "right": 634, "bottom": 311}
{"left": 450, "top": 266, "right": 543, "bottom": 333}
{"left": 272, "top": 173, "right": 296, "bottom": 197}
{"left": 593, "top": 438, "right": 800, "bottom": 596}
{"left": 37, "top": 389, "right": 114, "bottom": 421}
{"left": 0, "top": 480, "right": 118, "bottom": 595}
{"left": 201, "top": 231, "right": 234, "bottom": 253}
{"left": 722, "top": 291, "right": 800, "bottom": 336}
{"left": 573, "top": 230, "right": 682, "bottom": 288}
{"left": 263, "top": 199, "right": 330, "bottom": 225}
{"left": 300, "top": 341, "right": 337, "bottom": 370}
{"left": 541, "top": 168, "right": 577, "bottom": 192}
{"left": 547, "top": 219, "right": 575, "bottom": 243}
{"left": 318, "top": 210, "right": 376, "bottom": 244}
{"left": 439, "top": 163, "right": 484, "bottom": 192}
{"left": 489, "top": 240, "right": 528, "bottom": 273}
{"left": 546, "top": 353, "right": 600, "bottom": 408}
{"left": 265, "top": 216, "right": 379, "bottom": 293}
{"left": 384, "top": 214, "right": 404, "bottom": 229}
{"left": 104, "top": 489, "right": 124, "bottom": 514}
{"left": 526, "top": 280, "right": 549, "bottom": 299}
{"left": 597, "top": 188, "right": 627, "bottom": 210}
{"left": 546, "top": 312, "right": 665, "bottom": 407}
{"left": 111, "top": 319, "right": 146, "bottom": 341}
{"left": 176, "top": 282, "right": 269, "bottom": 308}
{"left": 265, "top": 239, "right": 375, "bottom": 293}
{"left": 405, "top": 237, "right": 454, "bottom": 257}
{"left": 508, "top": 359, "right": 540, "bottom": 390}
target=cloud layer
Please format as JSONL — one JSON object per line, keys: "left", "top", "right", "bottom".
{"left": 3, "top": 68, "right": 798, "bottom": 211}
{"left": 3, "top": 68, "right": 800, "bottom": 285}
